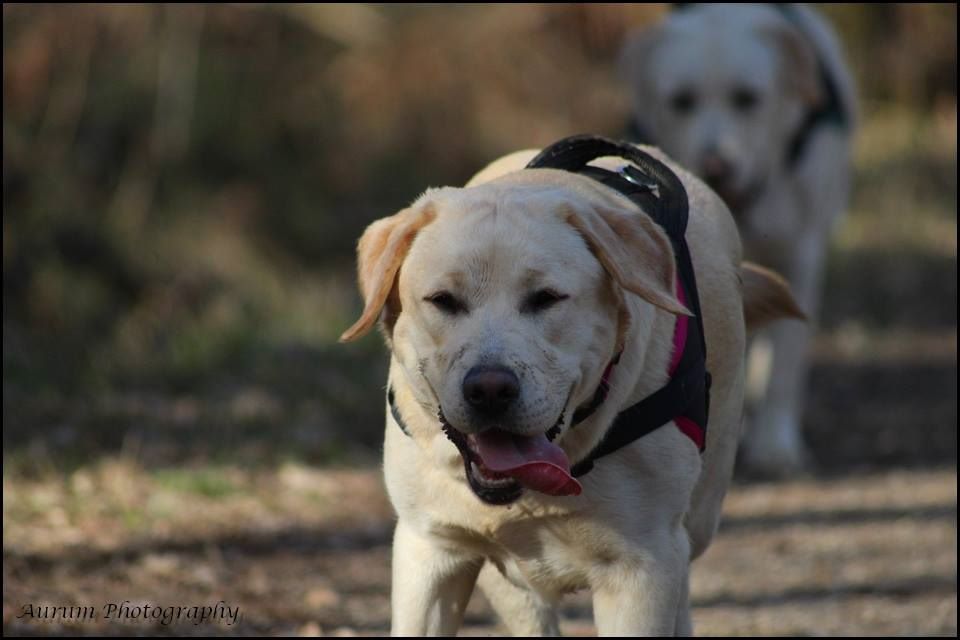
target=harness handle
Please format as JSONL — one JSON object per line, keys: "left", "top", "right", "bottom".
{"left": 526, "top": 135, "right": 689, "bottom": 241}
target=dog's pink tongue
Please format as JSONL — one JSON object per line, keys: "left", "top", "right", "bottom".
{"left": 474, "top": 430, "right": 581, "bottom": 496}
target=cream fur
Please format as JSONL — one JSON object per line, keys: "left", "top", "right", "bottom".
{"left": 344, "top": 145, "right": 797, "bottom": 635}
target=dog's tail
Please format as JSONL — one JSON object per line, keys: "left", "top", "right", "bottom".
{"left": 741, "top": 262, "right": 806, "bottom": 331}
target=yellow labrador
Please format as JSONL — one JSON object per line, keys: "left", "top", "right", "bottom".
{"left": 620, "top": 4, "right": 856, "bottom": 474}
{"left": 341, "top": 141, "right": 800, "bottom": 635}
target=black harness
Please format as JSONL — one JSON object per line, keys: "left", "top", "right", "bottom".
{"left": 526, "top": 135, "right": 710, "bottom": 476}
{"left": 387, "top": 135, "right": 711, "bottom": 479}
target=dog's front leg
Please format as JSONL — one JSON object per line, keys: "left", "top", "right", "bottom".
{"left": 391, "top": 519, "right": 483, "bottom": 636}
{"left": 745, "top": 230, "right": 825, "bottom": 473}
{"left": 591, "top": 532, "right": 690, "bottom": 636}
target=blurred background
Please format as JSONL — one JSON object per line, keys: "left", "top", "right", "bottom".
{"left": 3, "top": 4, "right": 956, "bottom": 636}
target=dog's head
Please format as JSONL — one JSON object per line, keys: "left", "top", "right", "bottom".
{"left": 341, "top": 170, "right": 686, "bottom": 504}
{"left": 620, "top": 5, "right": 822, "bottom": 216}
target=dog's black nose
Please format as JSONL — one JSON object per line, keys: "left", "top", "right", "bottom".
{"left": 462, "top": 366, "right": 520, "bottom": 416}
{"left": 701, "top": 152, "right": 735, "bottom": 191}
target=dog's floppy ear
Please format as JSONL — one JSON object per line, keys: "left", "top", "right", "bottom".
{"left": 339, "top": 202, "right": 436, "bottom": 342}
{"left": 618, "top": 25, "right": 663, "bottom": 93}
{"left": 618, "top": 25, "right": 664, "bottom": 120}
{"left": 564, "top": 200, "right": 689, "bottom": 317}
{"left": 760, "top": 23, "right": 822, "bottom": 107}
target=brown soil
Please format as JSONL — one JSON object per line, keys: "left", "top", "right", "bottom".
{"left": 4, "top": 466, "right": 955, "bottom": 637}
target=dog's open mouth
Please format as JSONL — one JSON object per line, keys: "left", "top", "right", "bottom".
{"left": 440, "top": 411, "right": 582, "bottom": 505}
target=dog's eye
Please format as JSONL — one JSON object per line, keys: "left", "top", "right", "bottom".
{"left": 424, "top": 291, "right": 467, "bottom": 315}
{"left": 731, "top": 87, "right": 760, "bottom": 113}
{"left": 669, "top": 90, "right": 697, "bottom": 116}
{"left": 522, "top": 289, "right": 569, "bottom": 314}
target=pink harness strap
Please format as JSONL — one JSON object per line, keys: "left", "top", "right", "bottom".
{"left": 668, "top": 281, "right": 705, "bottom": 450}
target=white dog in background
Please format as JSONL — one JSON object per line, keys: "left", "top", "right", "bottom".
{"left": 620, "top": 3, "right": 857, "bottom": 474}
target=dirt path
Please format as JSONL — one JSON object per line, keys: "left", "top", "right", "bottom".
{"left": 4, "top": 467, "right": 955, "bottom": 636}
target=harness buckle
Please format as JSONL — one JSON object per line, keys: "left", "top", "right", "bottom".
{"left": 617, "top": 164, "right": 659, "bottom": 196}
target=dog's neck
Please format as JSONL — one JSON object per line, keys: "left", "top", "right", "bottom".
{"left": 558, "top": 297, "right": 677, "bottom": 467}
